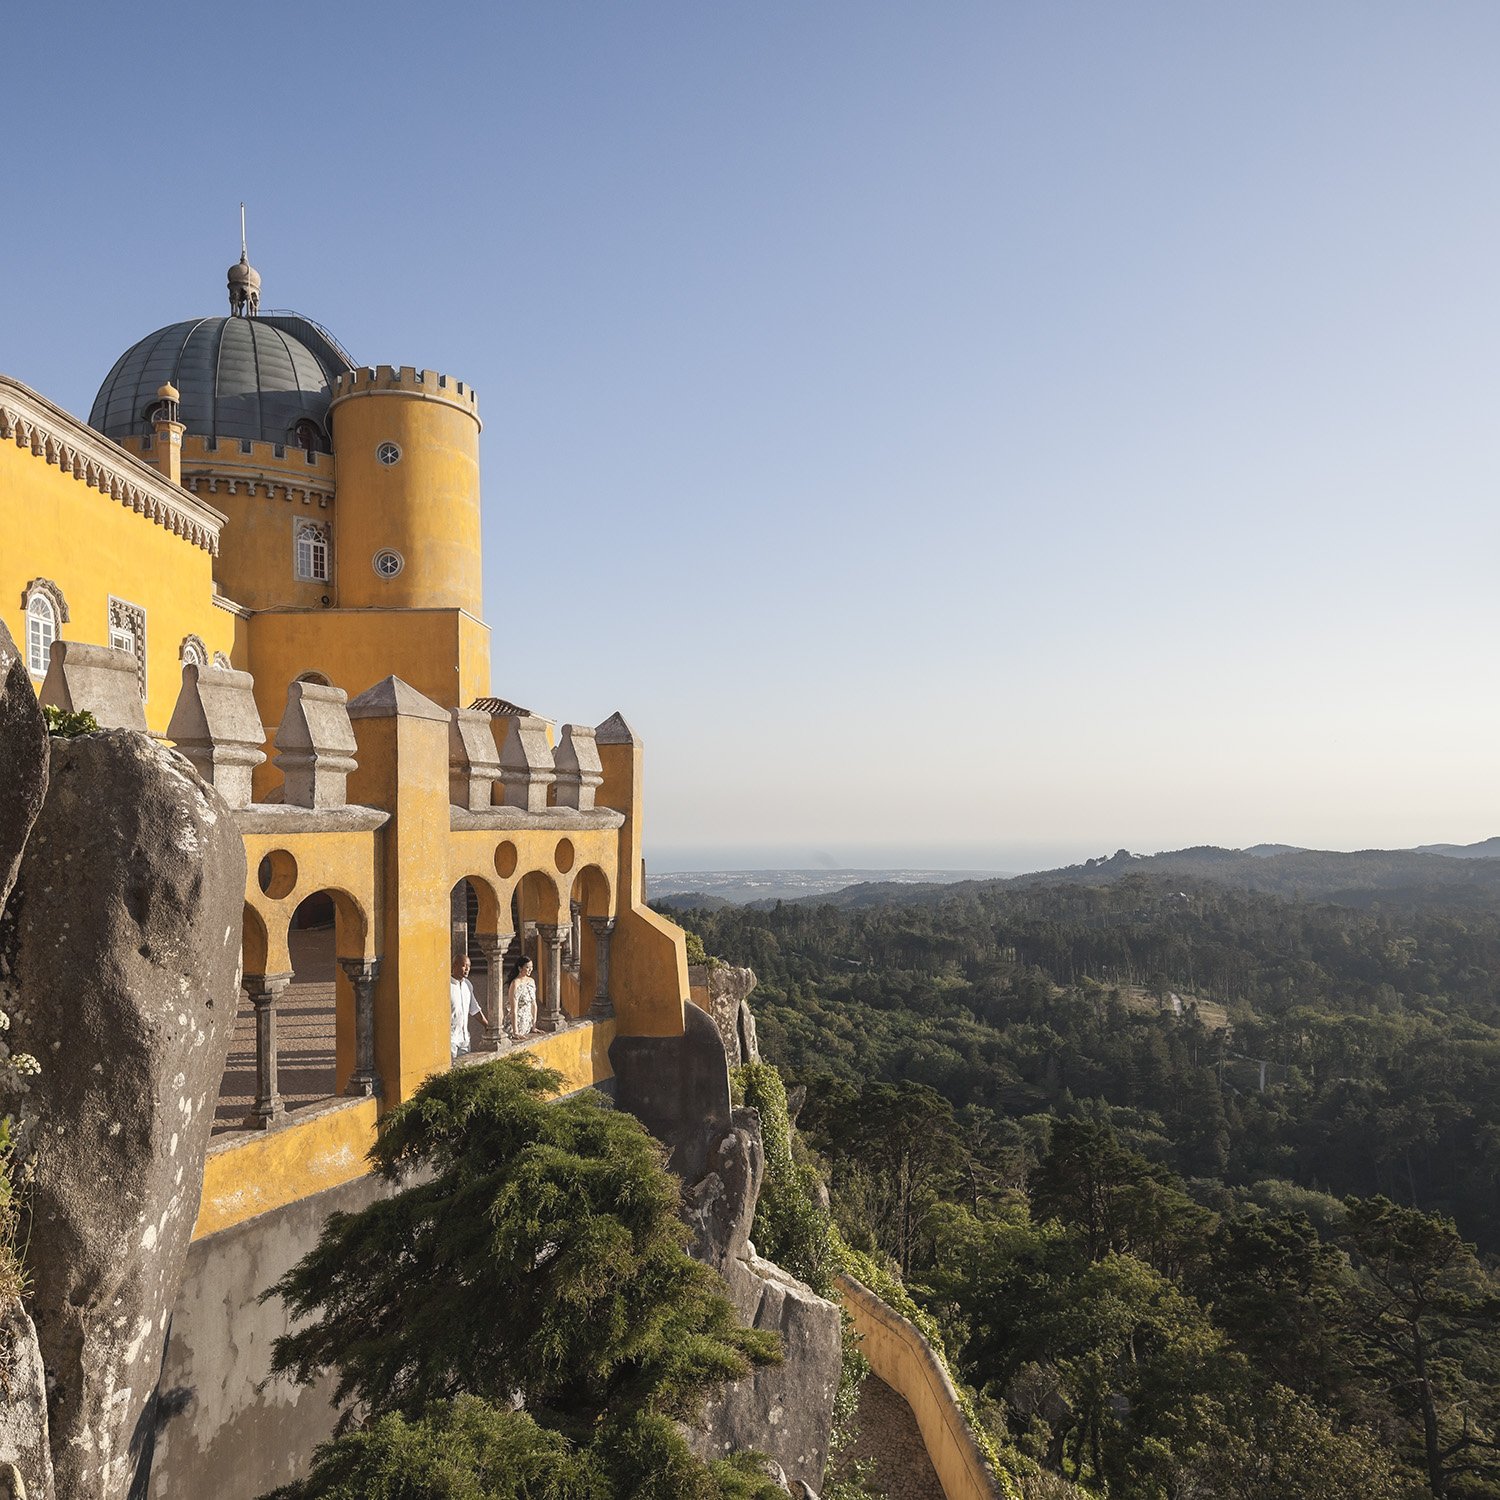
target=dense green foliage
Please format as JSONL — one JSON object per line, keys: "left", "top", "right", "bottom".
{"left": 667, "top": 878, "right": 1500, "bottom": 1497}
{"left": 263, "top": 1057, "right": 783, "bottom": 1500}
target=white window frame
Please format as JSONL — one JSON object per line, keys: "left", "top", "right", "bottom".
{"left": 25, "top": 592, "right": 56, "bottom": 677}
{"left": 107, "top": 596, "right": 147, "bottom": 699}
{"left": 295, "top": 522, "right": 331, "bottom": 583}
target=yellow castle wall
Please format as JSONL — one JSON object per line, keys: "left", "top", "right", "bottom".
{"left": 121, "top": 433, "right": 336, "bottom": 612}
{"left": 0, "top": 438, "right": 234, "bottom": 732}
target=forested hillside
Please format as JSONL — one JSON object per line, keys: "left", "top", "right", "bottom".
{"left": 666, "top": 876, "right": 1500, "bottom": 1498}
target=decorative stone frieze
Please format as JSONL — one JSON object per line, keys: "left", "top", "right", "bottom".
{"left": 449, "top": 707, "right": 501, "bottom": 811}
{"left": 0, "top": 375, "right": 224, "bottom": 555}
{"left": 554, "top": 723, "right": 604, "bottom": 811}
{"left": 497, "top": 714, "right": 556, "bottom": 813}
{"left": 166, "top": 663, "right": 267, "bottom": 808}
{"left": 273, "top": 680, "right": 358, "bottom": 808}
{"left": 38, "top": 641, "right": 147, "bottom": 732}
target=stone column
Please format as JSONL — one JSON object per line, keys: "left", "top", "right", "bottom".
{"left": 568, "top": 900, "right": 583, "bottom": 975}
{"left": 537, "top": 923, "right": 569, "bottom": 1032}
{"left": 243, "top": 973, "right": 292, "bottom": 1129}
{"left": 339, "top": 957, "right": 382, "bottom": 1097}
{"left": 479, "top": 934, "right": 513, "bottom": 1047}
{"left": 587, "top": 917, "right": 616, "bottom": 1019}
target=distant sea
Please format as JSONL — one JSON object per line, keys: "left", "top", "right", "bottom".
{"left": 646, "top": 867, "right": 1011, "bottom": 905}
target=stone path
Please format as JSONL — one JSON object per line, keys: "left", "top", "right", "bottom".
{"left": 844, "top": 1374, "right": 945, "bottom": 1500}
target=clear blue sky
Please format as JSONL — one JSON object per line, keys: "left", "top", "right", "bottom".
{"left": 8, "top": 3, "right": 1500, "bottom": 870}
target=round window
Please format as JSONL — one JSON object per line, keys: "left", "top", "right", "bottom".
{"left": 375, "top": 441, "right": 402, "bottom": 466}
{"left": 373, "top": 549, "right": 405, "bottom": 579}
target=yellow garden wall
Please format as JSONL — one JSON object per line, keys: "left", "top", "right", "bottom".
{"left": 194, "top": 1097, "right": 378, "bottom": 1240}
{"left": 838, "top": 1274, "right": 1007, "bottom": 1500}
{"left": 194, "top": 1023, "right": 616, "bottom": 1241}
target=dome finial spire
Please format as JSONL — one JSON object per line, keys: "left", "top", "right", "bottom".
{"left": 228, "top": 202, "right": 261, "bottom": 318}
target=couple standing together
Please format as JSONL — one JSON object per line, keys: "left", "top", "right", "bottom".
{"left": 449, "top": 952, "right": 538, "bottom": 1063}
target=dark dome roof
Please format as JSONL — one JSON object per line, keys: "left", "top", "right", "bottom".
{"left": 89, "top": 315, "right": 355, "bottom": 449}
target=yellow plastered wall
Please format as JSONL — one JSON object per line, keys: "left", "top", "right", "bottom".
{"left": 596, "top": 731, "right": 689, "bottom": 1037}
{"left": 122, "top": 434, "right": 336, "bottom": 612}
{"left": 838, "top": 1276, "right": 1007, "bottom": 1500}
{"left": 0, "top": 439, "right": 234, "bottom": 732}
{"left": 329, "top": 369, "right": 483, "bottom": 615}
{"left": 346, "top": 696, "right": 453, "bottom": 1103}
{"left": 194, "top": 1097, "right": 378, "bottom": 1240}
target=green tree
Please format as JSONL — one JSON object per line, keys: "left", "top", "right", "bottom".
{"left": 1341, "top": 1196, "right": 1500, "bottom": 1496}
{"left": 263, "top": 1057, "right": 783, "bottom": 1498}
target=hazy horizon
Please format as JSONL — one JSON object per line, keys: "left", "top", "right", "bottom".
{"left": 648, "top": 828, "right": 1500, "bottom": 875}
{"left": 9, "top": 4, "right": 1500, "bottom": 856}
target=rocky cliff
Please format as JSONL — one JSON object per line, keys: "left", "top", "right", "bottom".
{"left": 0, "top": 619, "right": 246, "bottom": 1500}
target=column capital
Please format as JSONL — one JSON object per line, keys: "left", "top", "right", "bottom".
{"left": 243, "top": 972, "right": 293, "bottom": 1000}
{"left": 586, "top": 915, "right": 617, "bottom": 937}
{"left": 337, "top": 956, "right": 381, "bottom": 982}
{"left": 537, "top": 922, "right": 570, "bottom": 946}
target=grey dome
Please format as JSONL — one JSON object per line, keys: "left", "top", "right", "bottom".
{"left": 89, "top": 315, "right": 355, "bottom": 450}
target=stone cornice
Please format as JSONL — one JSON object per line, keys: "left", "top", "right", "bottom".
{"left": 0, "top": 374, "right": 227, "bottom": 555}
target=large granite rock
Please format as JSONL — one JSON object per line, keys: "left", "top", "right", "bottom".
{"left": 0, "top": 1297, "right": 53, "bottom": 1499}
{"left": 688, "top": 964, "right": 760, "bottom": 1067}
{"left": 0, "top": 619, "right": 48, "bottom": 917}
{"left": 0, "top": 730, "right": 245, "bottom": 1500}
{"left": 684, "top": 1108, "right": 843, "bottom": 1491}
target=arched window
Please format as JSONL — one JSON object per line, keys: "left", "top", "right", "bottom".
{"left": 21, "top": 579, "right": 67, "bottom": 678}
{"left": 295, "top": 522, "right": 330, "bottom": 583}
{"left": 25, "top": 592, "right": 56, "bottom": 677}
{"left": 292, "top": 419, "right": 326, "bottom": 453}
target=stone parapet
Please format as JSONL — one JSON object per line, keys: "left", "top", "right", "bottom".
{"left": 38, "top": 641, "right": 147, "bottom": 732}
{"left": 166, "top": 663, "right": 265, "bottom": 807}
{"left": 274, "top": 680, "right": 358, "bottom": 808}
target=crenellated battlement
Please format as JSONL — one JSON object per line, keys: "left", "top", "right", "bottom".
{"left": 123, "top": 432, "right": 336, "bottom": 507}
{"left": 329, "top": 365, "right": 481, "bottom": 425}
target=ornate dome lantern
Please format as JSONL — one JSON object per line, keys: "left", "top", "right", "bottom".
{"left": 227, "top": 203, "right": 261, "bottom": 317}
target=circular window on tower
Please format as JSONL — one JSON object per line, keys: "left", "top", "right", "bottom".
{"left": 373, "top": 549, "right": 405, "bottom": 579}
{"left": 375, "top": 441, "right": 402, "bottom": 466}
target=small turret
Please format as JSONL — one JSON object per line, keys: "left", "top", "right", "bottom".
{"left": 150, "top": 382, "right": 185, "bottom": 484}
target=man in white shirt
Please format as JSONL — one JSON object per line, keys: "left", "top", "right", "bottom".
{"left": 449, "top": 952, "right": 490, "bottom": 1063}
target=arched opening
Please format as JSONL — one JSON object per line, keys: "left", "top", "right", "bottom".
{"left": 449, "top": 876, "right": 504, "bottom": 1061}
{"left": 508, "top": 869, "right": 565, "bottom": 1039}
{"left": 568, "top": 865, "right": 614, "bottom": 1020}
{"left": 213, "top": 888, "right": 368, "bottom": 1135}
